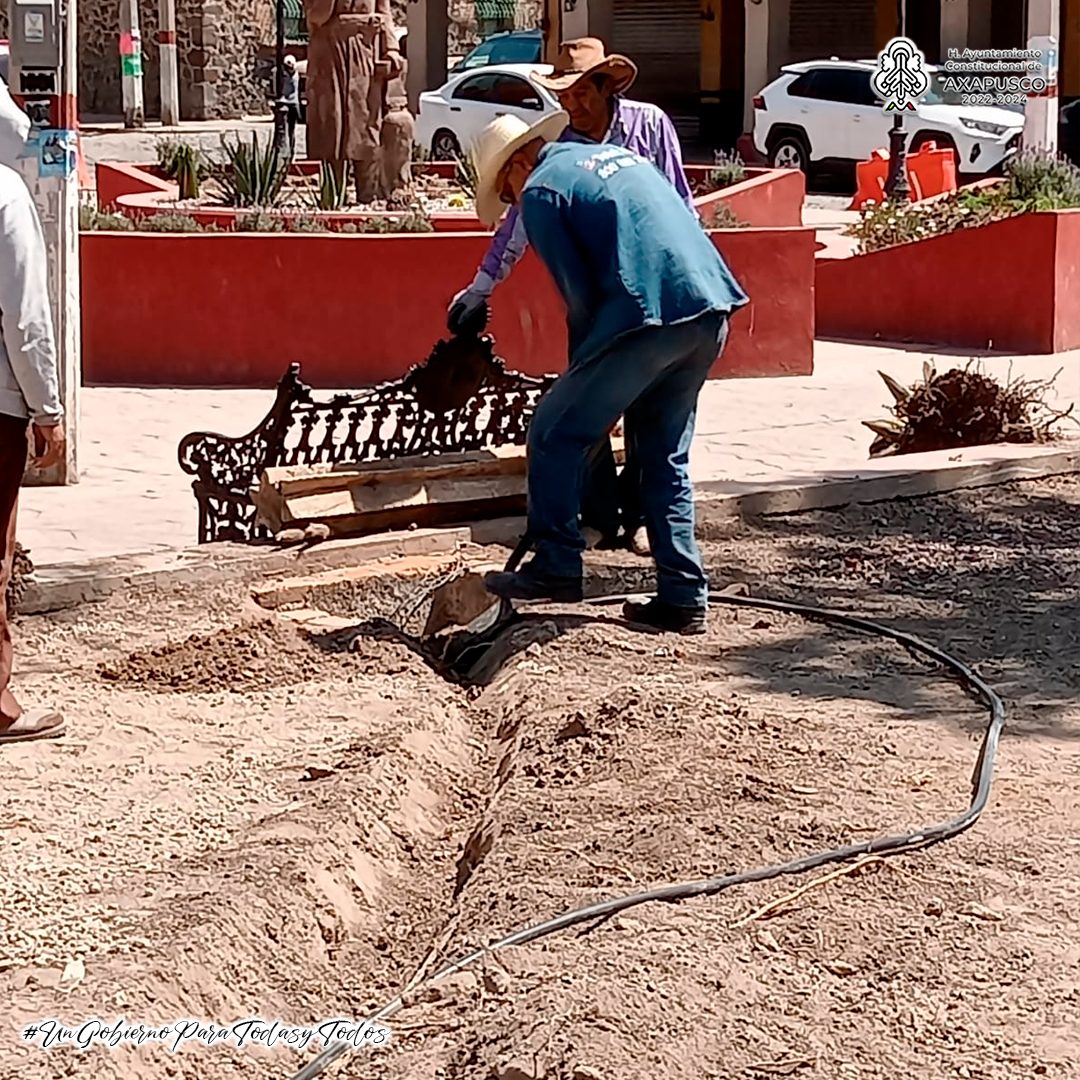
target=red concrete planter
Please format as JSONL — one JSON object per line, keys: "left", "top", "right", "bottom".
{"left": 96, "top": 161, "right": 803, "bottom": 232}
{"left": 685, "top": 165, "right": 805, "bottom": 228}
{"left": 81, "top": 226, "right": 815, "bottom": 388}
{"left": 95, "top": 160, "right": 485, "bottom": 232}
{"left": 816, "top": 211, "right": 1080, "bottom": 354}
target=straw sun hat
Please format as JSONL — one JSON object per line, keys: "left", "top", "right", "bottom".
{"left": 530, "top": 38, "right": 638, "bottom": 96}
{"left": 471, "top": 110, "right": 570, "bottom": 227}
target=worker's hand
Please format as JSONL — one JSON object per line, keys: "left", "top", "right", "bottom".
{"left": 447, "top": 270, "right": 495, "bottom": 335}
{"left": 31, "top": 421, "right": 66, "bottom": 471}
{"left": 386, "top": 50, "right": 404, "bottom": 78}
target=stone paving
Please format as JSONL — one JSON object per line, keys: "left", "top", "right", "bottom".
{"left": 17, "top": 341, "right": 1080, "bottom": 567}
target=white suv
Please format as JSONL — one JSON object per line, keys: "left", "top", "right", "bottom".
{"left": 753, "top": 59, "right": 1023, "bottom": 179}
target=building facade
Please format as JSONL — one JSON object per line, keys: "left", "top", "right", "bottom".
{"left": 408, "top": 0, "right": 1078, "bottom": 146}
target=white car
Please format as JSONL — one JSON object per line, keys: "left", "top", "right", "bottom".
{"left": 753, "top": 59, "right": 1024, "bottom": 179}
{"left": 416, "top": 63, "right": 558, "bottom": 160}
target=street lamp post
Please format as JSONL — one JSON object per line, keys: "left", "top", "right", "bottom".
{"left": 884, "top": 113, "right": 911, "bottom": 200}
{"left": 271, "top": 0, "right": 289, "bottom": 156}
{"left": 883, "top": 0, "right": 910, "bottom": 201}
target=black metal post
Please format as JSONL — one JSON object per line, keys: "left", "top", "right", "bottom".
{"left": 884, "top": 112, "right": 910, "bottom": 200}
{"left": 272, "top": 0, "right": 289, "bottom": 156}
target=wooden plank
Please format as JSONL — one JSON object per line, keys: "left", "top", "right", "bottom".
{"left": 262, "top": 438, "right": 627, "bottom": 499}
{"left": 265, "top": 446, "right": 530, "bottom": 498}
{"left": 281, "top": 474, "right": 527, "bottom": 524}
{"left": 300, "top": 495, "right": 527, "bottom": 539}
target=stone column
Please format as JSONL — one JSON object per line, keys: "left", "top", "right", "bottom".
{"left": 561, "top": 0, "right": 589, "bottom": 40}
{"left": 1024, "top": 0, "right": 1060, "bottom": 151}
{"left": 406, "top": 0, "right": 448, "bottom": 115}
{"left": 743, "top": 0, "right": 789, "bottom": 132}
{"left": 940, "top": 0, "right": 968, "bottom": 56}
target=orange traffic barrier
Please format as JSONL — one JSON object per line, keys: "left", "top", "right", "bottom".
{"left": 849, "top": 141, "right": 958, "bottom": 209}
{"left": 907, "top": 141, "right": 958, "bottom": 201}
{"left": 850, "top": 147, "right": 890, "bottom": 209}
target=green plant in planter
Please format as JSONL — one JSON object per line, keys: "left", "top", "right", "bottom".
{"left": 218, "top": 132, "right": 287, "bottom": 208}
{"left": 156, "top": 137, "right": 207, "bottom": 199}
{"left": 1004, "top": 149, "right": 1080, "bottom": 211}
{"left": 288, "top": 214, "right": 332, "bottom": 233}
{"left": 337, "top": 210, "right": 434, "bottom": 234}
{"left": 454, "top": 152, "right": 478, "bottom": 199}
{"left": 848, "top": 149, "right": 1080, "bottom": 254}
{"left": 708, "top": 149, "right": 746, "bottom": 190}
{"left": 701, "top": 204, "right": 748, "bottom": 229}
{"left": 234, "top": 210, "right": 287, "bottom": 232}
{"left": 314, "top": 161, "right": 349, "bottom": 211}
{"left": 140, "top": 212, "right": 212, "bottom": 233}
{"left": 79, "top": 206, "right": 135, "bottom": 231}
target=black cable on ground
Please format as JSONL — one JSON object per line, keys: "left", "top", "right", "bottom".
{"left": 289, "top": 591, "right": 1004, "bottom": 1080}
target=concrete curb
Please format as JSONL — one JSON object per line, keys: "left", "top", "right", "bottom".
{"left": 17, "top": 442, "right": 1080, "bottom": 616}
{"left": 19, "top": 527, "right": 472, "bottom": 615}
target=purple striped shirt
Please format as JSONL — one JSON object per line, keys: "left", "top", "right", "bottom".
{"left": 477, "top": 97, "right": 694, "bottom": 286}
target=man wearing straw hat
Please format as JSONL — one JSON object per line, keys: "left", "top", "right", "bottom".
{"left": 447, "top": 38, "right": 695, "bottom": 558}
{"left": 474, "top": 111, "right": 747, "bottom": 635}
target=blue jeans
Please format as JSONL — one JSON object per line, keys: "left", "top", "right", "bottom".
{"left": 527, "top": 311, "right": 729, "bottom": 608}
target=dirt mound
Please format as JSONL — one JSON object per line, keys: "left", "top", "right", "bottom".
{"left": 97, "top": 617, "right": 373, "bottom": 692}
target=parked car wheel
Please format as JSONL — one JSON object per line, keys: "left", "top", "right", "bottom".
{"left": 768, "top": 130, "right": 810, "bottom": 172}
{"left": 909, "top": 130, "right": 956, "bottom": 160}
{"left": 432, "top": 128, "right": 462, "bottom": 161}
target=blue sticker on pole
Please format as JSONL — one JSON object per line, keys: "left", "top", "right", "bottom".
{"left": 36, "top": 129, "right": 77, "bottom": 178}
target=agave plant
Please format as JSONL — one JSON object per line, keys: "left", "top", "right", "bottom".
{"left": 173, "top": 143, "right": 203, "bottom": 200}
{"left": 314, "top": 161, "right": 349, "bottom": 211}
{"left": 218, "top": 132, "right": 287, "bottom": 208}
{"left": 156, "top": 137, "right": 206, "bottom": 200}
{"left": 454, "top": 152, "right": 478, "bottom": 199}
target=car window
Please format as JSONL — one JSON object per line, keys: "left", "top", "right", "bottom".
{"left": 490, "top": 36, "right": 542, "bottom": 65}
{"left": 789, "top": 68, "right": 877, "bottom": 106}
{"left": 452, "top": 73, "right": 502, "bottom": 102}
{"left": 491, "top": 75, "right": 544, "bottom": 110}
{"left": 461, "top": 41, "right": 495, "bottom": 70}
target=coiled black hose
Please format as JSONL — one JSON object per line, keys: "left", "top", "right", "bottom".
{"left": 289, "top": 589, "right": 1004, "bottom": 1080}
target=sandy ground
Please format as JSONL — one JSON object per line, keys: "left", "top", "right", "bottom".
{"left": 1, "top": 475, "right": 1078, "bottom": 1080}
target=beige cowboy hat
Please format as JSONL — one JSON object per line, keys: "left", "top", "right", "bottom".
{"left": 530, "top": 38, "right": 638, "bottom": 96}
{"left": 471, "top": 110, "right": 570, "bottom": 227}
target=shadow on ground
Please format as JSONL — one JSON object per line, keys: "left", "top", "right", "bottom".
{"left": 693, "top": 475, "right": 1080, "bottom": 741}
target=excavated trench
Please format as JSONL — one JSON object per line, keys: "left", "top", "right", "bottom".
{"left": 13, "top": 548, "right": 1001, "bottom": 1080}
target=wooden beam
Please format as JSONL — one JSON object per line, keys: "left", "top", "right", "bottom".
{"left": 253, "top": 441, "right": 626, "bottom": 539}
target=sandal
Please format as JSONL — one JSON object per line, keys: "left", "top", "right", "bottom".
{"left": 0, "top": 709, "right": 65, "bottom": 744}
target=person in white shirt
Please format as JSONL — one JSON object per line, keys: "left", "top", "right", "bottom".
{"left": 0, "top": 85, "right": 67, "bottom": 742}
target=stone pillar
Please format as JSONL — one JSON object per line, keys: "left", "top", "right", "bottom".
{"left": 743, "top": 0, "right": 789, "bottom": 132}
{"left": 940, "top": 0, "right": 967, "bottom": 55}
{"left": 967, "top": 0, "right": 992, "bottom": 49}
{"left": 561, "top": 0, "right": 589, "bottom": 40}
{"left": 406, "top": 0, "right": 448, "bottom": 115}
{"left": 1024, "top": 0, "right": 1060, "bottom": 151}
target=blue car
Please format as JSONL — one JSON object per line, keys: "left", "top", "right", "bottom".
{"left": 451, "top": 30, "right": 542, "bottom": 75}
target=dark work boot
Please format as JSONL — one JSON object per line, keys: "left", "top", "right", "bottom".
{"left": 623, "top": 598, "right": 706, "bottom": 636}
{"left": 484, "top": 566, "right": 583, "bottom": 603}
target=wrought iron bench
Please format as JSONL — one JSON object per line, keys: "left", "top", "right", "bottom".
{"left": 177, "top": 335, "right": 553, "bottom": 545}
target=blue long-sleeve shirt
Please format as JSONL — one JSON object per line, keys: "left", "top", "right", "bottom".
{"left": 519, "top": 141, "right": 748, "bottom": 370}
{"left": 477, "top": 97, "right": 694, "bottom": 287}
